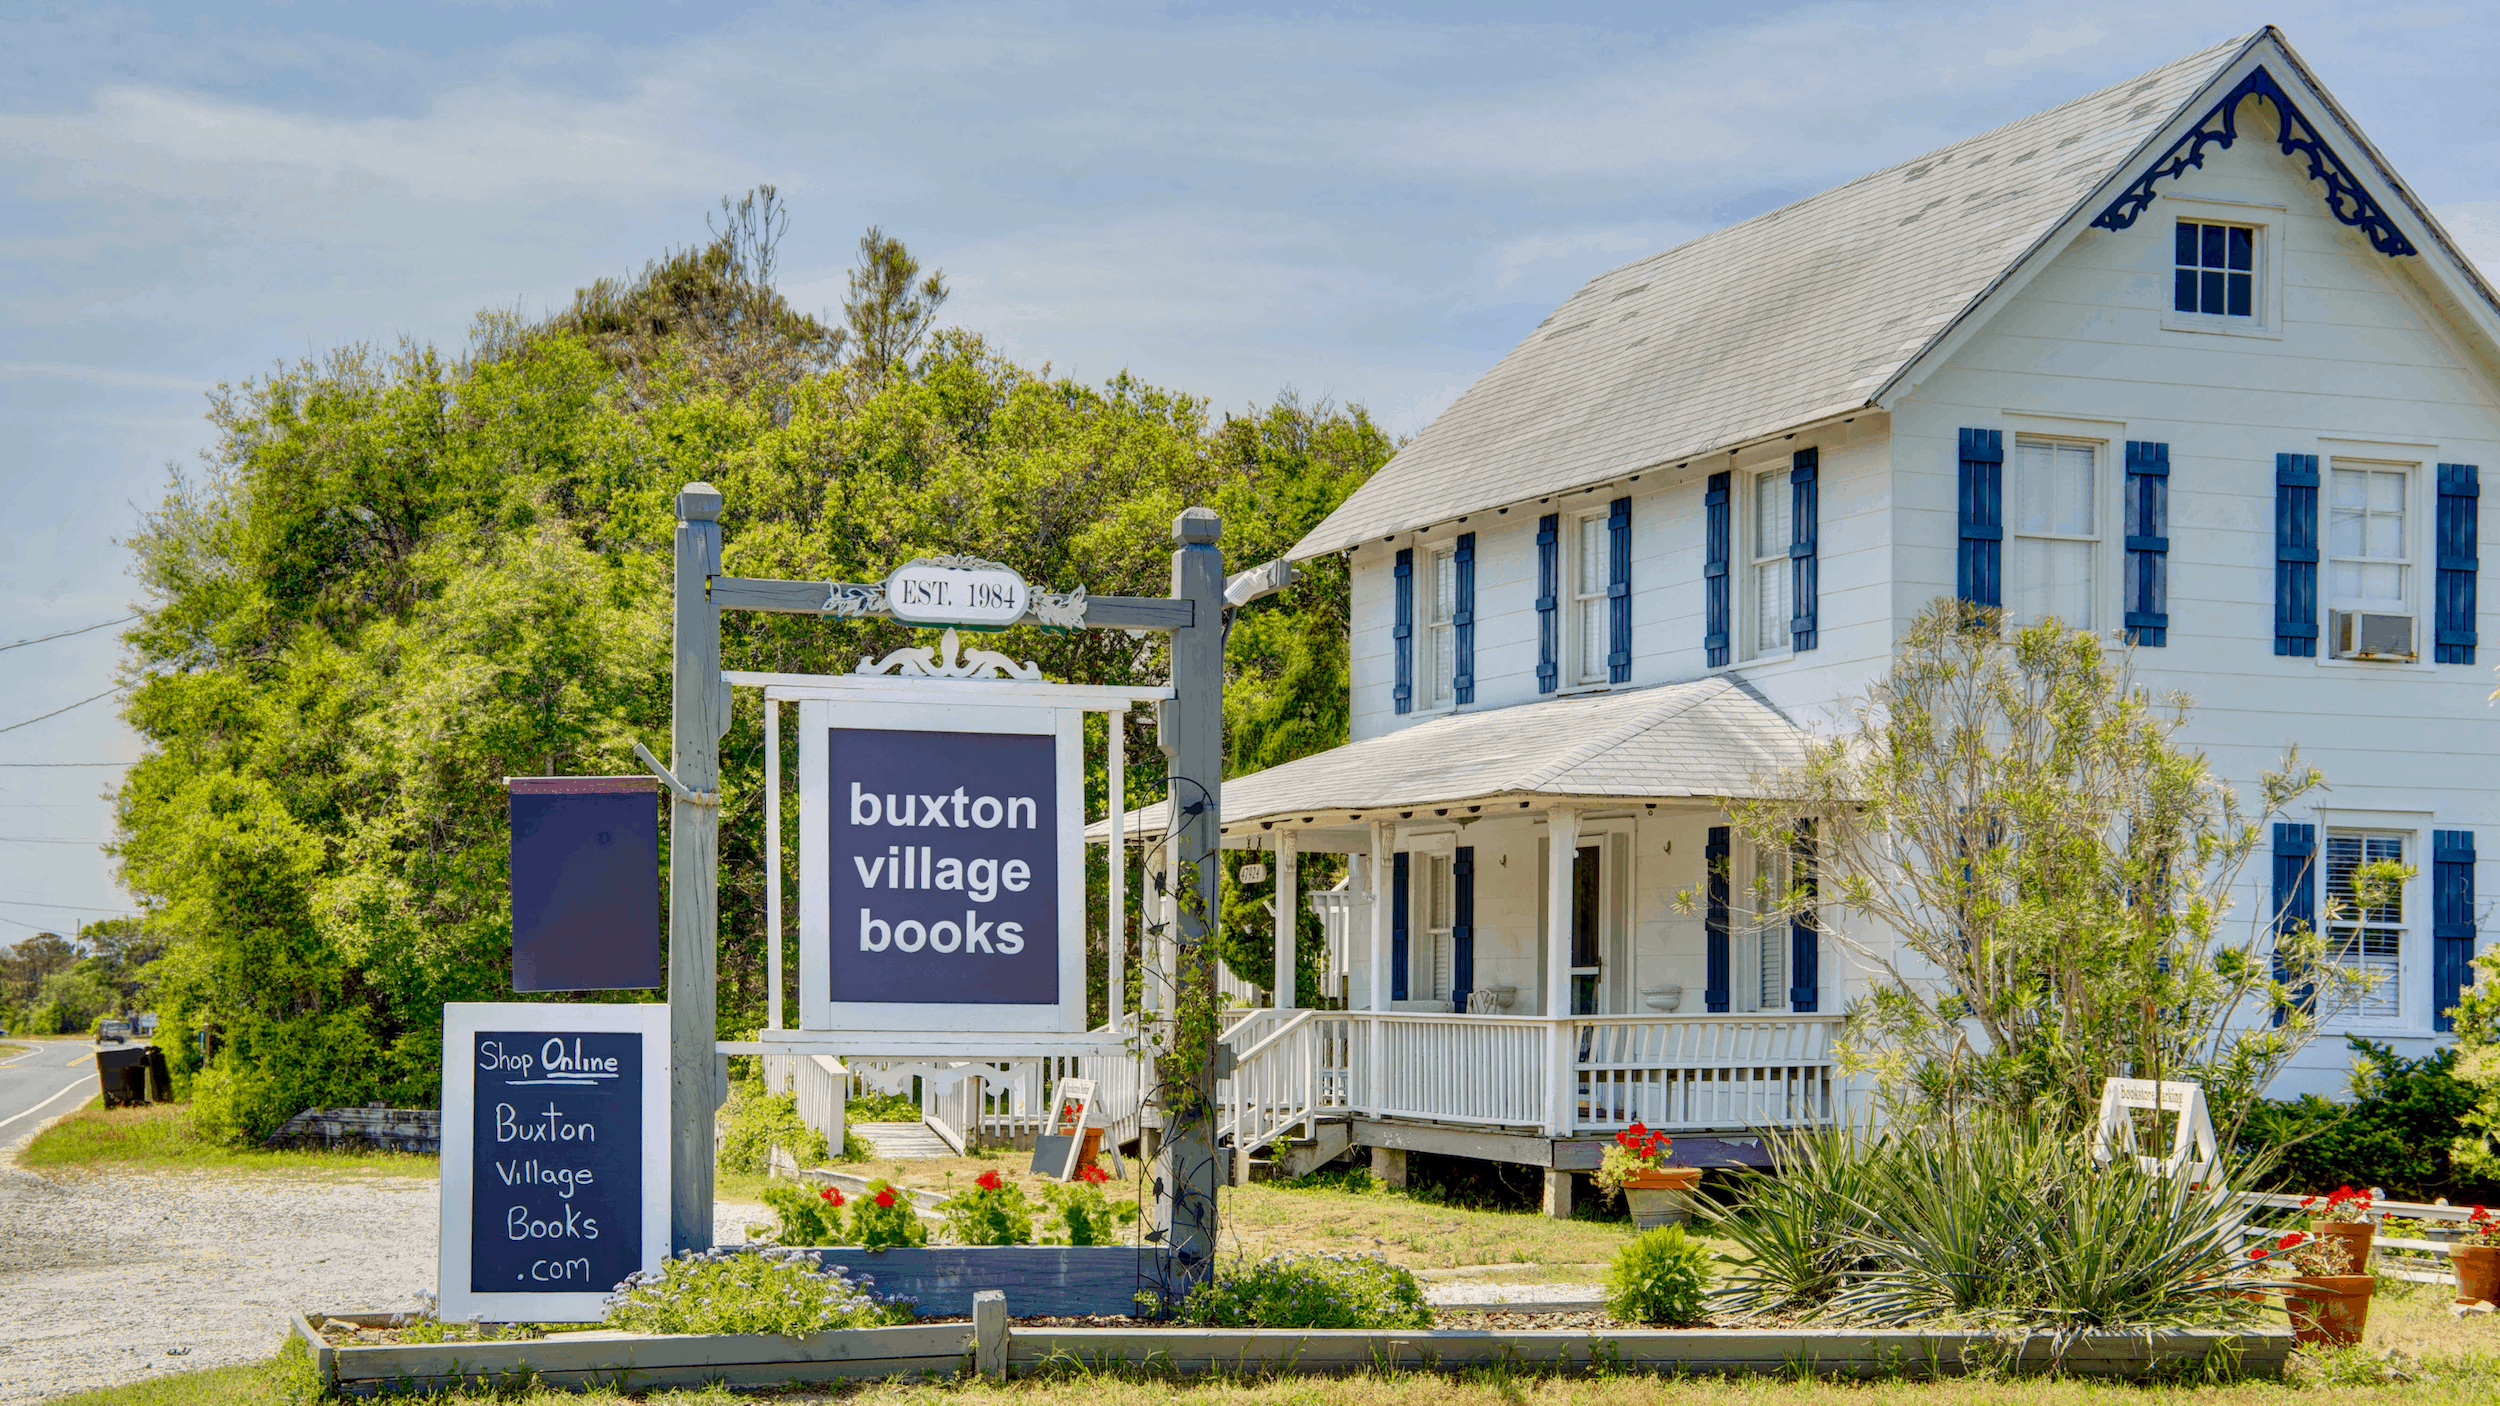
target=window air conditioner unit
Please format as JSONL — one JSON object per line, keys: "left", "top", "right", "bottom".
{"left": 2329, "top": 610, "right": 2416, "bottom": 662}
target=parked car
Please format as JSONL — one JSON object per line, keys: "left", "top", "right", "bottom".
{"left": 96, "top": 1019, "right": 131, "bottom": 1045}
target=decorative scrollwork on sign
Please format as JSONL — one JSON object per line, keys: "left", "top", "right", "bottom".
{"left": 1028, "top": 586, "right": 1088, "bottom": 629}
{"left": 2092, "top": 65, "right": 2416, "bottom": 258}
{"left": 820, "top": 582, "right": 888, "bottom": 617}
{"left": 847, "top": 1060, "right": 1025, "bottom": 1100}
{"left": 855, "top": 627, "right": 1044, "bottom": 681}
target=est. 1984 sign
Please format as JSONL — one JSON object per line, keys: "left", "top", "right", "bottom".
{"left": 440, "top": 1003, "right": 668, "bottom": 1322}
{"left": 885, "top": 556, "right": 1028, "bottom": 627}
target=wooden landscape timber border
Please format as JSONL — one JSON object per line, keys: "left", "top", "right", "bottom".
{"left": 294, "top": 1311, "right": 2296, "bottom": 1394}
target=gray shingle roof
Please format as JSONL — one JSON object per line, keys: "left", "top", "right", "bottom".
{"left": 1289, "top": 31, "right": 2259, "bottom": 559}
{"left": 1085, "top": 675, "right": 1811, "bottom": 838}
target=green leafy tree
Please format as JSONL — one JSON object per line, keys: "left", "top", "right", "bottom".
{"left": 1723, "top": 602, "right": 2378, "bottom": 1130}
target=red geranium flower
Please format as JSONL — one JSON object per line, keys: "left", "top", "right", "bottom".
{"left": 874, "top": 1188, "right": 898, "bottom": 1208}
{"left": 975, "top": 1170, "right": 1003, "bottom": 1192}
{"left": 1079, "top": 1163, "right": 1111, "bottom": 1184}
{"left": 818, "top": 1186, "right": 845, "bottom": 1206}
{"left": 2277, "top": 1231, "right": 2305, "bottom": 1249}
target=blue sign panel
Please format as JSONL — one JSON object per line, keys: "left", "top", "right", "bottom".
{"left": 507, "top": 778, "right": 661, "bottom": 991}
{"left": 467, "top": 1030, "right": 644, "bottom": 1293}
{"left": 828, "top": 727, "right": 1058, "bottom": 1004}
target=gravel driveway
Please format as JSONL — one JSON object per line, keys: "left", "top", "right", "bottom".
{"left": 0, "top": 1155, "right": 765, "bottom": 1404}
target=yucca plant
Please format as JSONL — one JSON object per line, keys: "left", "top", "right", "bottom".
{"left": 1703, "top": 1117, "right": 1890, "bottom": 1315}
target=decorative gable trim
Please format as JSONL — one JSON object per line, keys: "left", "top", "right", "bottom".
{"left": 2091, "top": 64, "right": 2416, "bottom": 258}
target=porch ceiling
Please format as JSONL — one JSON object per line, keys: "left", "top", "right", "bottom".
{"left": 1085, "top": 675, "right": 1811, "bottom": 842}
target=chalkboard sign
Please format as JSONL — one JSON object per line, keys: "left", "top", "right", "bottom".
{"left": 506, "top": 777, "right": 661, "bottom": 991}
{"left": 440, "top": 1003, "right": 667, "bottom": 1323}
{"left": 798, "top": 699, "right": 1086, "bottom": 1033}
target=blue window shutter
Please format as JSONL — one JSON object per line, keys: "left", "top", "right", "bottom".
{"left": 1704, "top": 474, "right": 1731, "bottom": 666}
{"left": 1389, "top": 850, "right": 1410, "bottom": 1003}
{"left": 1958, "top": 429, "right": 2003, "bottom": 609}
{"left": 1789, "top": 821, "right": 1818, "bottom": 1011}
{"left": 2124, "top": 441, "right": 2170, "bottom": 646}
{"left": 1452, "top": 533, "right": 1476, "bottom": 703}
{"left": 2435, "top": 831, "right": 2476, "bottom": 1033}
{"left": 2271, "top": 823, "right": 2316, "bottom": 1027}
{"left": 1790, "top": 449, "right": 1819, "bottom": 651}
{"left": 1607, "top": 496, "right": 1632, "bottom": 683}
{"left": 1705, "top": 826, "right": 1731, "bottom": 1013}
{"left": 1452, "top": 847, "right": 1475, "bottom": 1014}
{"left": 2437, "top": 465, "right": 2479, "bottom": 665}
{"left": 1392, "top": 548, "right": 1414, "bottom": 714}
{"left": 2276, "top": 454, "right": 2320, "bottom": 657}
{"left": 1536, "top": 514, "right": 1560, "bottom": 692}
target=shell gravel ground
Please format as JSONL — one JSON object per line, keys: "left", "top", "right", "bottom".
{"left": 0, "top": 1158, "right": 763, "bottom": 1405}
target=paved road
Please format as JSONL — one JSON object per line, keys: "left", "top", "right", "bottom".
{"left": 0, "top": 1041, "right": 97, "bottom": 1150}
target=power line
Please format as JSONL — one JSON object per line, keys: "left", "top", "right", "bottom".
{"left": 0, "top": 762, "right": 133, "bottom": 768}
{"left": 0, "top": 898, "right": 129, "bottom": 913}
{"left": 0, "top": 838, "right": 100, "bottom": 845}
{"left": 0, "top": 615, "right": 136, "bottom": 652}
{"left": 0, "top": 687, "right": 124, "bottom": 737}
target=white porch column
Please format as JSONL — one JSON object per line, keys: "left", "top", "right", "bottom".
{"left": 1367, "top": 819, "right": 1391, "bottom": 1116}
{"left": 1544, "top": 806, "right": 1581, "bottom": 1137}
{"left": 1274, "top": 830, "right": 1298, "bottom": 1010}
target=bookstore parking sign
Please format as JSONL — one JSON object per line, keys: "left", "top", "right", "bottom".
{"left": 799, "top": 698, "right": 1085, "bottom": 1033}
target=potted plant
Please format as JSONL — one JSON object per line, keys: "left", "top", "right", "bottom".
{"left": 2246, "top": 1228, "right": 2374, "bottom": 1347}
{"left": 2302, "top": 1185, "right": 2377, "bottom": 1270}
{"left": 2455, "top": 1205, "right": 2500, "bottom": 1305}
{"left": 1594, "top": 1122, "right": 1699, "bottom": 1230}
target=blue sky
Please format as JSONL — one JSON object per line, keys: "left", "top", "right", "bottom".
{"left": 5, "top": 0, "right": 2500, "bottom": 937}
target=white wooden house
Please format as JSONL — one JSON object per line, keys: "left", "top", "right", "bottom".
{"left": 1081, "top": 26, "right": 2499, "bottom": 1212}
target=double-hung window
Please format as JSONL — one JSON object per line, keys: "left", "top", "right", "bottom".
{"left": 1573, "top": 512, "right": 1609, "bottom": 685}
{"left": 2328, "top": 464, "right": 2410, "bottom": 616}
{"left": 2175, "top": 220, "right": 2256, "bottom": 319}
{"left": 1750, "top": 471, "right": 1792, "bottom": 657}
{"left": 1421, "top": 854, "right": 1454, "bottom": 1003}
{"left": 2325, "top": 830, "right": 2406, "bottom": 1024}
{"left": 1423, "top": 546, "right": 1457, "bottom": 708}
{"left": 1743, "top": 842, "right": 1790, "bottom": 1013}
{"left": 2011, "top": 438, "right": 2099, "bottom": 629}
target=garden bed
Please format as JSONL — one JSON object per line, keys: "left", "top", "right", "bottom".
{"left": 294, "top": 1310, "right": 2295, "bottom": 1395}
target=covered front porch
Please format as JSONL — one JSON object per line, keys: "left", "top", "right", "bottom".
{"left": 1092, "top": 676, "right": 1854, "bottom": 1206}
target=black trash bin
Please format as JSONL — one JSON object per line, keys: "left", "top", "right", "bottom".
{"left": 94, "top": 1045, "right": 151, "bottom": 1108}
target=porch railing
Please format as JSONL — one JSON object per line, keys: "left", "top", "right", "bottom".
{"left": 1218, "top": 1011, "right": 1841, "bottom": 1140}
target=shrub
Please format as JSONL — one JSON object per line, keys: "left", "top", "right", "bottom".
{"left": 2240, "top": 1038, "right": 2491, "bottom": 1202}
{"left": 1042, "top": 1165, "right": 1136, "bottom": 1245}
{"left": 762, "top": 1180, "right": 850, "bottom": 1246}
{"left": 848, "top": 1179, "right": 927, "bottom": 1249}
{"left": 1180, "top": 1253, "right": 1431, "bottom": 1329}
{"left": 941, "top": 1170, "right": 1036, "bottom": 1246}
{"left": 1706, "top": 1119, "right": 1883, "bottom": 1315}
{"left": 717, "top": 1082, "right": 829, "bottom": 1176}
{"left": 604, "top": 1246, "right": 914, "bottom": 1336}
{"left": 1605, "top": 1225, "right": 1712, "bottom": 1324}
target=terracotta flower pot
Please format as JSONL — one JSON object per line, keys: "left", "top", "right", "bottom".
{"left": 2287, "top": 1274, "right": 2376, "bottom": 1348}
{"left": 1619, "top": 1166, "right": 1702, "bottom": 1231}
{"left": 2454, "top": 1244, "right": 2500, "bottom": 1305}
{"left": 2307, "top": 1220, "right": 2375, "bottom": 1273}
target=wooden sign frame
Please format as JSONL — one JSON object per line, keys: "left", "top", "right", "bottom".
{"left": 2089, "top": 1077, "right": 2220, "bottom": 1183}
{"left": 1031, "top": 1077, "right": 1099, "bottom": 1181}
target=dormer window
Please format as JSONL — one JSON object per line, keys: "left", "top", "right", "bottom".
{"left": 2174, "top": 220, "right": 2255, "bottom": 318}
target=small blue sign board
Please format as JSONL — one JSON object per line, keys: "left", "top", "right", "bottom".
{"left": 440, "top": 1003, "right": 668, "bottom": 1322}
{"left": 507, "top": 777, "right": 660, "bottom": 991}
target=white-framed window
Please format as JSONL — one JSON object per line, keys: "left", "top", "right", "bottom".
{"left": 2324, "top": 829, "right": 2407, "bottom": 1026}
{"left": 1421, "top": 853, "right": 1454, "bottom": 1003}
{"left": 2328, "top": 462, "right": 2412, "bottom": 615}
{"left": 2174, "top": 219, "right": 2257, "bottom": 319}
{"left": 1740, "top": 841, "right": 1790, "bottom": 1013}
{"left": 1422, "top": 545, "right": 1457, "bottom": 709}
{"left": 1572, "top": 511, "right": 1610, "bottom": 685}
{"left": 2010, "top": 437, "right": 2100, "bottom": 629}
{"left": 1748, "top": 470, "right": 1792, "bottom": 658}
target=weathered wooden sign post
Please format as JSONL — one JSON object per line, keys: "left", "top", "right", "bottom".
{"left": 652, "top": 483, "right": 1226, "bottom": 1295}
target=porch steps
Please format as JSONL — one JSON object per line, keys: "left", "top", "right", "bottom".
{"left": 1264, "top": 1119, "right": 1356, "bottom": 1179}
{"left": 855, "top": 1120, "right": 954, "bottom": 1160}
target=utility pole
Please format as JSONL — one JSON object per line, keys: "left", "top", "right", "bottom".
{"left": 669, "top": 483, "right": 724, "bottom": 1254}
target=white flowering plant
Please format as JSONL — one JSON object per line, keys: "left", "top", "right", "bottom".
{"left": 603, "top": 1246, "right": 916, "bottom": 1336}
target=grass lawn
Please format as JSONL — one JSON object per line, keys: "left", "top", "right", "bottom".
{"left": 13, "top": 1100, "right": 438, "bottom": 1180}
